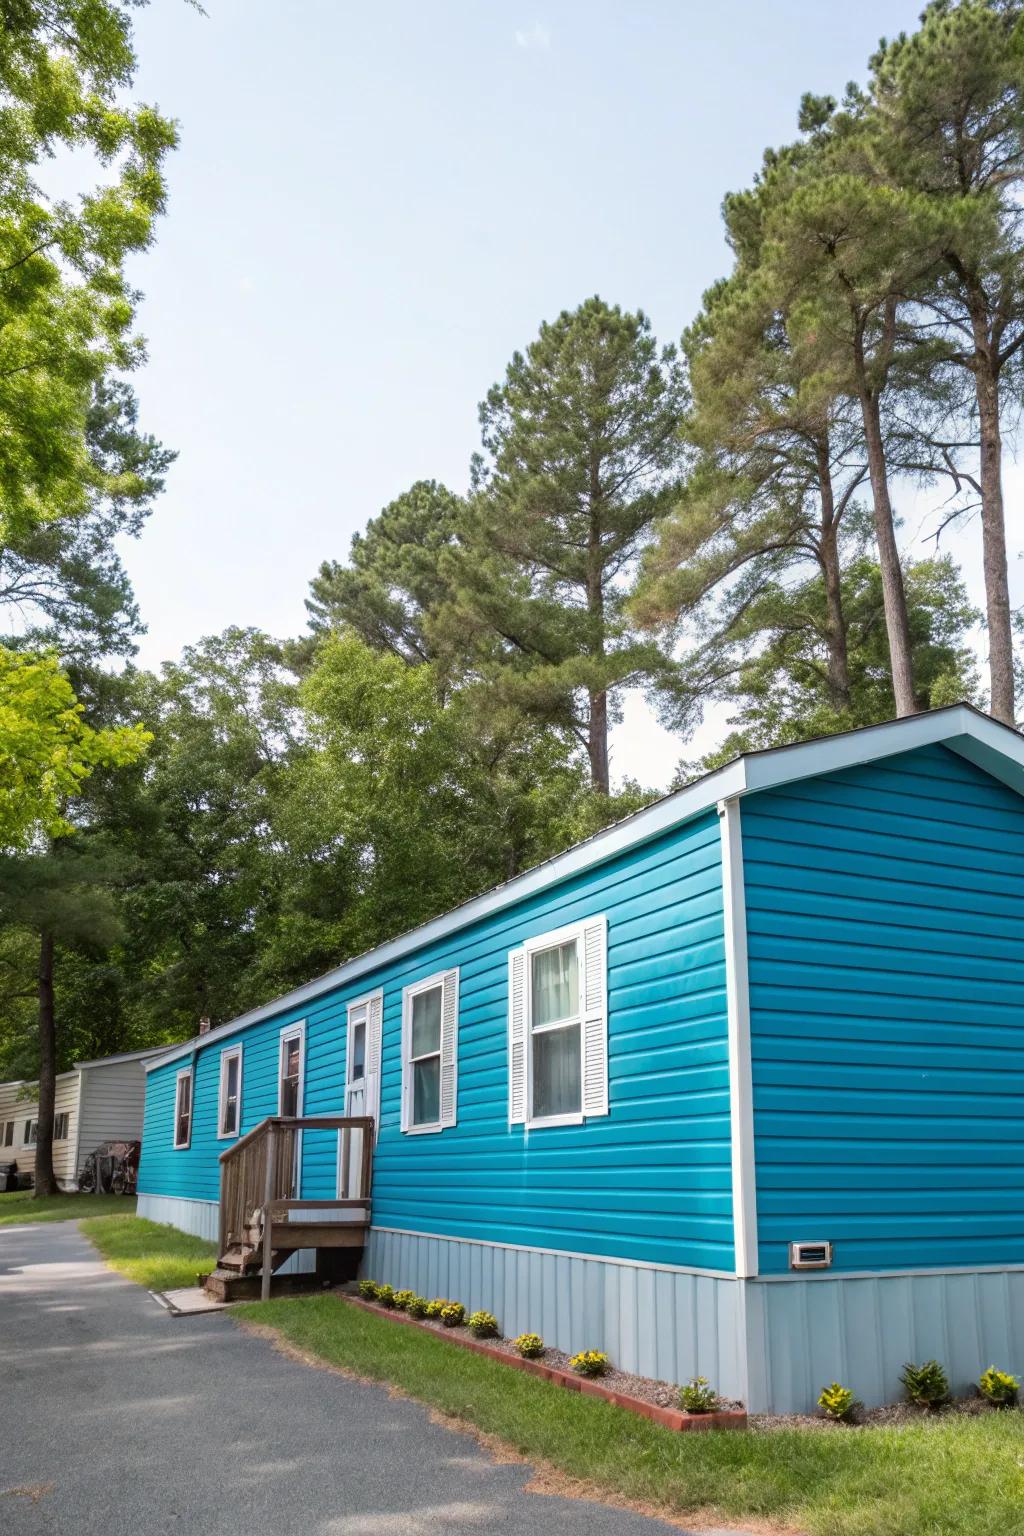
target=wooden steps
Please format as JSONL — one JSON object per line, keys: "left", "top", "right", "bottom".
{"left": 208, "top": 1113, "right": 375, "bottom": 1303}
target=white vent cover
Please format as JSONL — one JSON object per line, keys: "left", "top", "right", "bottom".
{"left": 789, "top": 1241, "right": 833, "bottom": 1271}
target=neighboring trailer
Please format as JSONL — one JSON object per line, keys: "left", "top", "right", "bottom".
{"left": 137, "top": 706, "right": 1024, "bottom": 1412}
{"left": 0, "top": 1047, "right": 162, "bottom": 1189}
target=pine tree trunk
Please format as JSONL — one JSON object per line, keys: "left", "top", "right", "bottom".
{"left": 815, "top": 438, "right": 851, "bottom": 712}
{"left": 34, "top": 929, "right": 58, "bottom": 1198}
{"left": 857, "top": 383, "right": 918, "bottom": 717}
{"left": 974, "top": 360, "right": 1015, "bottom": 725}
{"left": 586, "top": 472, "right": 609, "bottom": 796}
{"left": 588, "top": 689, "right": 609, "bottom": 796}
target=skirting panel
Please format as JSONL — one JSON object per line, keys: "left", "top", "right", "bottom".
{"left": 136, "top": 1192, "right": 315, "bottom": 1275}
{"left": 363, "top": 1227, "right": 745, "bottom": 1400}
{"left": 748, "top": 1268, "right": 1024, "bottom": 1413}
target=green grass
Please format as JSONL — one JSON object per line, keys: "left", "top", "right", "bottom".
{"left": 0, "top": 1190, "right": 134, "bottom": 1226}
{"left": 80, "top": 1213, "right": 217, "bottom": 1291}
{"left": 237, "top": 1293, "right": 1024, "bottom": 1536}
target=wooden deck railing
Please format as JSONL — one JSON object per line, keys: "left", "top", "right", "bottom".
{"left": 217, "top": 1115, "right": 374, "bottom": 1286}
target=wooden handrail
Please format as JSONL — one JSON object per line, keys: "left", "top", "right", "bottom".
{"left": 219, "top": 1114, "right": 374, "bottom": 1163}
{"left": 217, "top": 1114, "right": 375, "bottom": 1269}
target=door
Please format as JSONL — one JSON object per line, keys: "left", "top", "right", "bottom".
{"left": 339, "top": 993, "right": 381, "bottom": 1202}
{"left": 340, "top": 1002, "right": 368, "bottom": 1201}
{"left": 278, "top": 1024, "right": 305, "bottom": 1195}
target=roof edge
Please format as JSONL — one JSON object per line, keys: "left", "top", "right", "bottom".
{"left": 145, "top": 703, "right": 1023, "bottom": 1074}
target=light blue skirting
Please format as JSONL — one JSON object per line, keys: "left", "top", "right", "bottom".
{"left": 363, "top": 1226, "right": 746, "bottom": 1400}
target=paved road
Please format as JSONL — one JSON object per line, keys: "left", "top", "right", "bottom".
{"left": 0, "top": 1221, "right": 698, "bottom": 1536}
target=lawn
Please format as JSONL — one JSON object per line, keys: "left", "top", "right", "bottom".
{"left": 80, "top": 1213, "right": 217, "bottom": 1291}
{"left": 237, "top": 1293, "right": 1024, "bottom": 1536}
{"left": 0, "top": 1190, "right": 134, "bottom": 1226}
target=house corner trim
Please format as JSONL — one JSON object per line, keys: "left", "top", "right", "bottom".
{"left": 719, "top": 796, "right": 758, "bottom": 1278}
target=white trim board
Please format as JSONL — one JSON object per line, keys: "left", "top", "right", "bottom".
{"left": 145, "top": 705, "right": 1024, "bottom": 1074}
{"left": 719, "top": 798, "right": 758, "bottom": 1278}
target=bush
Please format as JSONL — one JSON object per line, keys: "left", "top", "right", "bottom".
{"left": 514, "top": 1333, "right": 545, "bottom": 1359}
{"left": 818, "top": 1382, "right": 858, "bottom": 1422}
{"left": 979, "top": 1366, "right": 1020, "bottom": 1407}
{"left": 468, "top": 1310, "right": 499, "bottom": 1338}
{"left": 679, "top": 1376, "right": 720, "bottom": 1414}
{"left": 374, "top": 1283, "right": 396, "bottom": 1309}
{"left": 440, "top": 1301, "right": 466, "bottom": 1327}
{"left": 425, "top": 1297, "right": 449, "bottom": 1318}
{"left": 900, "top": 1360, "right": 950, "bottom": 1409}
{"left": 392, "top": 1289, "right": 416, "bottom": 1311}
{"left": 405, "top": 1295, "right": 429, "bottom": 1318}
{"left": 570, "top": 1349, "right": 609, "bottom": 1378}
{"left": 357, "top": 1279, "right": 378, "bottom": 1300}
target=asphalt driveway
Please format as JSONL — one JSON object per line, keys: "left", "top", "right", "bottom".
{"left": 0, "top": 1221, "right": 693, "bottom": 1536}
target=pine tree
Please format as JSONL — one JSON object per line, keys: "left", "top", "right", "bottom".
{"left": 440, "top": 297, "right": 687, "bottom": 794}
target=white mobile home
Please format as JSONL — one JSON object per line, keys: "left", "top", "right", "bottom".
{"left": 0, "top": 1047, "right": 164, "bottom": 1189}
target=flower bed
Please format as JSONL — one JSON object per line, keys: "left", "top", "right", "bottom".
{"left": 340, "top": 1292, "right": 747, "bottom": 1432}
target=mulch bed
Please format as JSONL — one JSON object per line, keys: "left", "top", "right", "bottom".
{"left": 337, "top": 1288, "right": 747, "bottom": 1432}
{"left": 751, "top": 1394, "right": 1010, "bottom": 1432}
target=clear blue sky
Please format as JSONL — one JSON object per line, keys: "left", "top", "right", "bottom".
{"left": 121, "top": 0, "right": 1009, "bottom": 786}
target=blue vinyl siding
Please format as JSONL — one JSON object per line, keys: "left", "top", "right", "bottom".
{"left": 743, "top": 743, "right": 1024, "bottom": 1275}
{"left": 139, "top": 809, "right": 733, "bottom": 1272}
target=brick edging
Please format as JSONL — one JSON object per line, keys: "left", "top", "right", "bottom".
{"left": 340, "top": 1294, "right": 747, "bottom": 1432}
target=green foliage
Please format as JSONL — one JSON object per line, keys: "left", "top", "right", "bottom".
{"left": 687, "top": 554, "right": 980, "bottom": 773}
{"left": 514, "top": 1332, "right": 545, "bottom": 1359}
{"left": 901, "top": 1359, "right": 951, "bottom": 1410}
{"left": 306, "top": 480, "right": 464, "bottom": 668}
{"left": 818, "top": 1383, "right": 858, "bottom": 1423}
{"left": 0, "top": 1, "right": 177, "bottom": 545}
{"left": 357, "top": 1279, "right": 378, "bottom": 1299}
{"left": 978, "top": 1367, "right": 1019, "bottom": 1407}
{"left": 374, "top": 1284, "right": 396, "bottom": 1309}
{"left": 679, "top": 1376, "right": 720, "bottom": 1414}
{"left": 0, "top": 648, "right": 150, "bottom": 851}
{"left": 569, "top": 1349, "right": 609, "bottom": 1377}
{"left": 425, "top": 1297, "right": 450, "bottom": 1319}
{"left": 405, "top": 1295, "right": 429, "bottom": 1319}
{"left": 392, "top": 1289, "right": 416, "bottom": 1312}
{"left": 468, "top": 1310, "right": 499, "bottom": 1338}
{"left": 440, "top": 1302, "right": 466, "bottom": 1328}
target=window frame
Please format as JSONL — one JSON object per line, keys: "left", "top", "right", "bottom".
{"left": 217, "top": 1044, "right": 244, "bottom": 1140}
{"left": 278, "top": 1021, "right": 305, "bottom": 1119}
{"left": 401, "top": 970, "right": 457, "bottom": 1135}
{"left": 3, "top": 1120, "right": 12, "bottom": 1148}
{"left": 23, "top": 1118, "right": 38, "bottom": 1147}
{"left": 523, "top": 921, "right": 587, "bottom": 1129}
{"left": 173, "top": 1067, "right": 193, "bottom": 1150}
{"left": 53, "top": 1111, "right": 69, "bottom": 1141}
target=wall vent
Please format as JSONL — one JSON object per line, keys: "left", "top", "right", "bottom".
{"left": 789, "top": 1241, "right": 833, "bottom": 1271}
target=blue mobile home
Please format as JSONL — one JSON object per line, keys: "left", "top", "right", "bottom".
{"left": 138, "top": 704, "right": 1024, "bottom": 1413}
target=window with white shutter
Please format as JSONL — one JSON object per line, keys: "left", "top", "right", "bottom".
{"left": 509, "top": 915, "right": 608, "bottom": 1128}
{"left": 401, "top": 969, "right": 459, "bottom": 1133}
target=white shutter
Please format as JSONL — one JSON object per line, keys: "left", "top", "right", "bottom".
{"left": 400, "top": 988, "right": 411, "bottom": 1133}
{"left": 508, "top": 947, "right": 527, "bottom": 1124}
{"left": 366, "top": 990, "right": 383, "bottom": 1141}
{"left": 439, "top": 968, "right": 459, "bottom": 1128}
{"left": 581, "top": 916, "right": 609, "bottom": 1117}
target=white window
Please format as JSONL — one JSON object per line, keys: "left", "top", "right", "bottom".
{"left": 401, "top": 969, "right": 458, "bottom": 1134}
{"left": 508, "top": 916, "right": 608, "bottom": 1128}
{"left": 3, "top": 1120, "right": 12, "bottom": 1147}
{"left": 278, "top": 1023, "right": 305, "bottom": 1117}
{"left": 53, "top": 1112, "right": 69, "bottom": 1141}
{"left": 173, "top": 1068, "right": 193, "bottom": 1149}
{"left": 218, "top": 1046, "right": 243, "bottom": 1139}
{"left": 23, "top": 1119, "right": 38, "bottom": 1147}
